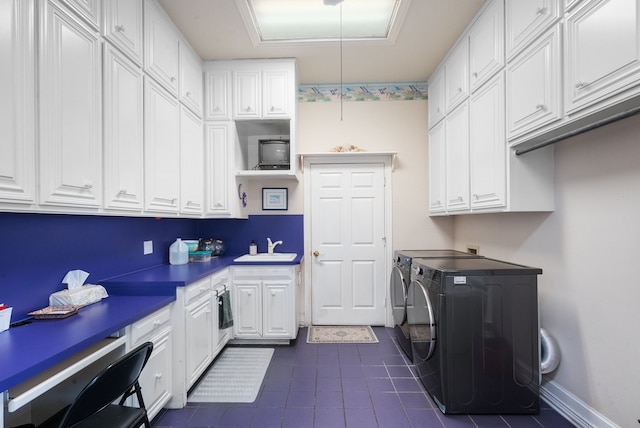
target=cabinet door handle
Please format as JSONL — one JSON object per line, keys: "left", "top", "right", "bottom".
{"left": 118, "top": 189, "right": 127, "bottom": 195}
{"left": 575, "top": 81, "right": 587, "bottom": 89}
{"left": 472, "top": 72, "right": 478, "bottom": 78}
{"left": 115, "top": 25, "right": 125, "bottom": 32}
{"left": 536, "top": 104, "right": 546, "bottom": 111}
{"left": 536, "top": 7, "right": 547, "bottom": 15}
{"left": 155, "top": 372, "right": 163, "bottom": 379}
{"left": 84, "top": 183, "right": 93, "bottom": 189}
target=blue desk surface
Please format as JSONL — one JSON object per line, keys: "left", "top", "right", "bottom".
{"left": 0, "top": 295, "right": 174, "bottom": 392}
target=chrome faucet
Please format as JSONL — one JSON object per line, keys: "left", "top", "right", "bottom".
{"left": 267, "top": 237, "right": 283, "bottom": 254}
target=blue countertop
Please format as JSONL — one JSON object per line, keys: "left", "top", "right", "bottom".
{"left": 0, "top": 294, "right": 174, "bottom": 392}
{"left": 0, "top": 254, "right": 303, "bottom": 393}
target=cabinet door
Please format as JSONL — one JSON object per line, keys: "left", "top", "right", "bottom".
{"left": 103, "top": 44, "right": 144, "bottom": 211}
{"left": 39, "top": 1, "right": 102, "bottom": 208}
{"left": 205, "top": 123, "right": 230, "bottom": 215}
{"left": 234, "top": 70, "right": 261, "bottom": 119}
{"left": 428, "top": 67, "right": 445, "bottom": 127}
{"left": 428, "top": 121, "right": 446, "bottom": 214}
{"left": 102, "top": 0, "right": 143, "bottom": 65}
{"left": 469, "top": 0, "right": 504, "bottom": 92}
{"left": 234, "top": 281, "right": 262, "bottom": 337}
{"left": 144, "top": 78, "right": 180, "bottom": 213}
{"left": 470, "top": 72, "right": 506, "bottom": 210}
{"left": 565, "top": 0, "right": 640, "bottom": 114}
{"left": 445, "top": 101, "right": 470, "bottom": 212}
{"left": 179, "top": 106, "right": 204, "bottom": 215}
{"left": 179, "top": 42, "right": 203, "bottom": 116}
{"left": 144, "top": 0, "right": 179, "bottom": 96}
{"left": 56, "top": 0, "right": 100, "bottom": 30}
{"left": 0, "top": 0, "right": 36, "bottom": 205}
{"left": 205, "top": 69, "right": 232, "bottom": 120}
{"left": 445, "top": 38, "right": 470, "bottom": 113}
{"left": 506, "top": 25, "right": 562, "bottom": 140}
{"left": 185, "top": 294, "right": 213, "bottom": 387}
{"left": 137, "top": 331, "right": 172, "bottom": 421}
{"left": 263, "top": 68, "right": 290, "bottom": 118}
{"left": 506, "top": 0, "right": 560, "bottom": 60}
{"left": 263, "top": 281, "right": 293, "bottom": 338}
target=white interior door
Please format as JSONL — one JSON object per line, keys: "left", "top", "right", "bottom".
{"left": 309, "top": 162, "right": 387, "bottom": 325}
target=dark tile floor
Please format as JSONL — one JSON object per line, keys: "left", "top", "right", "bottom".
{"left": 152, "top": 327, "right": 574, "bottom": 428}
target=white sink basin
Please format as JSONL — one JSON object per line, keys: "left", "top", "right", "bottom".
{"left": 233, "top": 253, "right": 297, "bottom": 262}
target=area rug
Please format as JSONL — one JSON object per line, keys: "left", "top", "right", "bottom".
{"left": 188, "top": 347, "right": 274, "bottom": 403}
{"left": 307, "top": 325, "right": 379, "bottom": 344}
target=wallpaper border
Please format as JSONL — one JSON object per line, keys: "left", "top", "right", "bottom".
{"left": 298, "top": 82, "right": 428, "bottom": 102}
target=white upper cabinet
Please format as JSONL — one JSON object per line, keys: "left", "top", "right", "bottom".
{"left": 564, "top": 0, "right": 640, "bottom": 115}
{"left": 233, "top": 61, "right": 295, "bottom": 120}
{"left": 427, "top": 121, "right": 446, "bottom": 214}
{"left": 179, "top": 106, "right": 204, "bottom": 216}
{"left": 102, "top": 0, "right": 143, "bottom": 65}
{"left": 144, "top": 0, "right": 179, "bottom": 96}
{"left": 204, "top": 68, "right": 232, "bottom": 121}
{"left": 445, "top": 38, "right": 470, "bottom": 113}
{"left": 179, "top": 42, "right": 204, "bottom": 116}
{"left": 0, "top": 0, "right": 36, "bottom": 206}
{"left": 506, "top": 24, "right": 562, "bottom": 140}
{"left": 444, "top": 101, "right": 470, "bottom": 212}
{"left": 469, "top": 0, "right": 505, "bottom": 92}
{"left": 427, "top": 67, "right": 445, "bottom": 127}
{"left": 506, "top": 0, "right": 560, "bottom": 60}
{"left": 204, "top": 122, "right": 247, "bottom": 218}
{"left": 103, "top": 44, "right": 144, "bottom": 212}
{"left": 39, "top": 0, "right": 103, "bottom": 209}
{"left": 55, "top": 0, "right": 101, "bottom": 30}
{"left": 233, "top": 69, "right": 262, "bottom": 119}
{"left": 263, "top": 66, "right": 291, "bottom": 118}
{"left": 144, "top": 77, "right": 180, "bottom": 213}
{"left": 470, "top": 72, "right": 506, "bottom": 210}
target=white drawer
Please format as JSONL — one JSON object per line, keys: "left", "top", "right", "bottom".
{"left": 129, "top": 305, "right": 172, "bottom": 345}
{"left": 184, "top": 277, "right": 212, "bottom": 304}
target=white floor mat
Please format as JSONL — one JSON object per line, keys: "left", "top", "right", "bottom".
{"left": 188, "top": 347, "right": 274, "bottom": 403}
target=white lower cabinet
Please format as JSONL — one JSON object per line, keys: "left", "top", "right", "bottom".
{"left": 231, "top": 266, "right": 298, "bottom": 342}
{"left": 169, "top": 269, "right": 230, "bottom": 408}
{"left": 127, "top": 304, "right": 173, "bottom": 421}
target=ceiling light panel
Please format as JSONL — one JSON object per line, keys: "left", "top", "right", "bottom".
{"left": 244, "top": 0, "right": 402, "bottom": 42}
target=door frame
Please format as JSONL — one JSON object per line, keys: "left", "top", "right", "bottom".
{"left": 302, "top": 152, "right": 395, "bottom": 327}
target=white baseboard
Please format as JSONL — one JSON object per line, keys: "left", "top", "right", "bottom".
{"left": 540, "top": 378, "right": 619, "bottom": 428}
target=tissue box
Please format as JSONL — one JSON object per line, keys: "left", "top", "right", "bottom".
{"left": 49, "top": 284, "right": 108, "bottom": 307}
{"left": 0, "top": 307, "right": 12, "bottom": 333}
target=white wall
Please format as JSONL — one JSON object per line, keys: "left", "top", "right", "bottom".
{"left": 246, "top": 99, "right": 454, "bottom": 249}
{"left": 453, "top": 114, "right": 640, "bottom": 427}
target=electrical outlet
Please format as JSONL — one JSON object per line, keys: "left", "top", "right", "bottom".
{"left": 144, "top": 240, "right": 153, "bottom": 255}
{"left": 466, "top": 244, "right": 479, "bottom": 255}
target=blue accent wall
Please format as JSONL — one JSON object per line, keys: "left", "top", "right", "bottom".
{"left": 0, "top": 212, "right": 303, "bottom": 321}
{"left": 196, "top": 214, "right": 303, "bottom": 255}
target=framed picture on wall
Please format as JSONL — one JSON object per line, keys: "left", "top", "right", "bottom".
{"left": 262, "top": 188, "right": 288, "bottom": 210}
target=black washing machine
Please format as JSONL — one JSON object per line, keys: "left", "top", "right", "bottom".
{"left": 407, "top": 257, "right": 542, "bottom": 414}
{"left": 390, "top": 250, "right": 482, "bottom": 362}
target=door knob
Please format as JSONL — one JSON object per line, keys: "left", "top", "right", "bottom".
{"left": 313, "top": 251, "right": 320, "bottom": 257}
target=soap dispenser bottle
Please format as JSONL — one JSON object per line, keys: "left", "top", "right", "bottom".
{"left": 249, "top": 240, "right": 257, "bottom": 255}
{"left": 169, "top": 238, "right": 188, "bottom": 265}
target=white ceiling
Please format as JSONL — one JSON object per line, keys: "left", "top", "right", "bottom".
{"left": 158, "top": 0, "right": 485, "bottom": 84}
